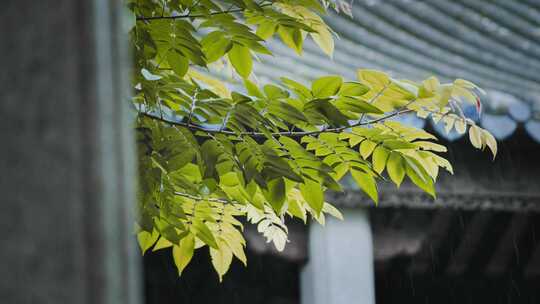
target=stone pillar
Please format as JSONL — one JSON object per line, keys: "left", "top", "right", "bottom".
{"left": 301, "top": 209, "right": 375, "bottom": 304}
{"left": 0, "top": 1, "right": 140, "bottom": 304}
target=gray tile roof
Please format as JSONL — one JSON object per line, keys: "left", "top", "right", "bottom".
{"left": 248, "top": 0, "right": 540, "bottom": 142}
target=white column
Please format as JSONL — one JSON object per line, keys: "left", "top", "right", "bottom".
{"left": 301, "top": 209, "right": 375, "bottom": 304}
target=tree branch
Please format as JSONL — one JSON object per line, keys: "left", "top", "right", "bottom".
{"left": 140, "top": 108, "right": 414, "bottom": 138}
{"left": 174, "top": 191, "right": 236, "bottom": 204}
{"left": 136, "top": 3, "right": 272, "bottom": 22}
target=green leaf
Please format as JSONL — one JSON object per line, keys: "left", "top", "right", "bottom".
{"left": 360, "top": 140, "right": 377, "bottom": 159}
{"left": 277, "top": 26, "right": 303, "bottom": 54}
{"left": 299, "top": 179, "right": 324, "bottom": 215}
{"left": 338, "top": 82, "right": 370, "bottom": 96}
{"left": 312, "top": 76, "right": 342, "bottom": 98}
{"left": 287, "top": 197, "right": 307, "bottom": 223}
{"left": 204, "top": 36, "right": 232, "bottom": 62}
{"left": 404, "top": 158, "right": 435, "bottom": 198}
{"left": 351, "top": 169, "right": 378, "bottom": 204}
{"left": 372, "top": 146, "right": 389, "bottom": 174}
{"left": 172, "top": 234, "right": 195, "bottom": 275}
{"left": 264, "top": 84, "right": 289, "bottom": 99}
{"left": 403, "top": 156, "right": 428, "bottom": 183}
{"left": 280, "top": 77, "right": 312, "bottom": 100}
{"left": 192, "top": 219, "right": 218, "bottom": 249}
{"left": 228, "top": 43, "right": 252, "bottom": 78}
{"left": 263, "top": 178, "right": 287, "bottom": 213}
{"left": 387, "top": 152, "right": 405, "bottom": 187}
{"left": 244, "top": 78, "right": 264, "bottom": 98}
{"left": 256, "top": 20, "right": 277, "bottom": 39}
{"left": 305, "top": 99, "right": 349, "bottom": 126}
{"left": 167, "top": 50, "right": 189, "bottom": 77}
{"left": 335, "top": 97, "right": 384, "bottom": 114}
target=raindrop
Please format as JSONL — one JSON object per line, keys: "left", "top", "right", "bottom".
{"left": 513, "top": 238, "right": 520, "bottom": 265}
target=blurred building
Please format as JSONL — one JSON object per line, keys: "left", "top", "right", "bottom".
{"left": 145, "top": 1, "right": 540, "bottom": 303}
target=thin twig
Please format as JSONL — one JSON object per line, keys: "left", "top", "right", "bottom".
{"left": 358, "top": 84, "right": 389, "bottom": 124}
{"left": 174, "top": 191, "right": 237, "bottom": 204}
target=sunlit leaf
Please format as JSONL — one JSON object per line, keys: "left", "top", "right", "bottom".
{"left": 210, "top": 238, "right": 233, "bottom": 282}
{"left": 172, "top": 234, "right": 195, "bottom": 275}
{"left": 387, "top": 152, "right": 405, "bottom": 187}
{"left": 351, "top": 169, "right": 378, "bottom": 204}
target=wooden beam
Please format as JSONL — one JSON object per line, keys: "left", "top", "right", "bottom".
{"left": 485, "top": 213, "right": 532, "bottom": 277}
{"left": 522, "top": 214, "right": 540, "bottom": 278}
{"left": 525, "top": 243, "right": 540, "bottom": 278}
{"left": 408, "top": 209, "right": 458, "bottom": 275}
{"left": 445, "top": 212, "right": 494, "bottom": 276}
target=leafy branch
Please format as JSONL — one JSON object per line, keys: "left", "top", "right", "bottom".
{"left": 136, "top": 2, "right": 272, "bottom": 21}
{"left": 131, "top": 0, "right": 498, "bottom": 280}
{"left": 139, "top": 108, "right": 413, "bottom": 138}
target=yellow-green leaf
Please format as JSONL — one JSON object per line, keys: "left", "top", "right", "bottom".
{"left": 339, "top": 82, "right": 370, "bottom": 96}
{"left": 244, "top": 78, "right": 263, "bottom": 98}
{"left": 287, "top": 198, "right": 307, "bottom": 223}
{"left": 405, "top": 161, "right": 436, "bottom": 198}
{"left": 192, "top": 219, "right": 218, "bottom": 249}
{"left": 430, "top": 153, "right": 454, "bottom": 175}
{"left": 172, "top": 234, "right": 195, "bottom": 275}
{"left": 277, "top": 26, "right": 303, "bottom": 54}
{"left": 312, "top": 76, "right": 342, "bottom": 98}
{"left": 469, "top": 125, "right": 483, "bottom": 149}
{"left": 153, "top": 236, "right": 173, "bottom": 252}
{"left": 351, "top": 169, "right": 378, "bottom": 204}
{"left": 137, "top": 229, "right": 159, "bottom": 255}
{"left": 221, "top": 233, "right": 247, "bottom": 266}
{"left": 387, "top": 152, "right": 405, "bottom": 187}
{"left": 482, "top": 129, "right": 497, "bottom": 160}
{"left": 360, "top": 140, "right": 377, "bottom": 159}
{"left": 423, "top": 76, "right": 440, "bottom": 92}
{"left": 210, "top": 239, "right": 233, "bottom": 282}
{"left": 415, "top": 141, "right": 447, "bottom": 152}
{"left": 311, "top": 25, "right": 334, "bottom": 57}
{"left": 357, "top": 69, "right": 390, "bottom": 88}
{"left": 256, "top": 21, "right": 277, "bottom": 39}
{"left": 372, "top": 146, "right": 389, "bottom": 174}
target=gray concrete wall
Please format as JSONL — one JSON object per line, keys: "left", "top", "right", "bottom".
{"left": 0, "top": 1, "right": 139, "bottom": 303}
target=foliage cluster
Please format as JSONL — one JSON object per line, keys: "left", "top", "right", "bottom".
{"left": 128, "top": 0, "right": 496, "bottom": 280}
